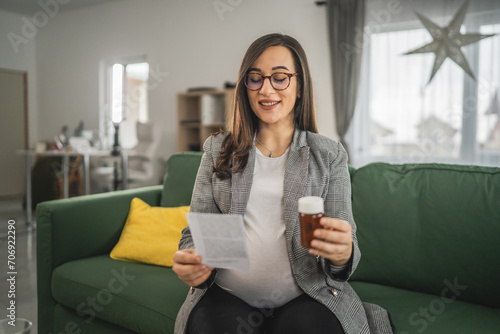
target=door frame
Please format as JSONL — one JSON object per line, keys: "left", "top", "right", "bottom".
{"left": 0, "top": 67, "right": 29, "bottom": 149}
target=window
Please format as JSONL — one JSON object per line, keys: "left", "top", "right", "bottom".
{"left": 349, "top": 2, "right": 500, "bottom": 167}
{"left": 477, "top": 23, "right": 500, "bottom": 161}
{"left": 100, "top": 57, "right": 149, "bottom": 150}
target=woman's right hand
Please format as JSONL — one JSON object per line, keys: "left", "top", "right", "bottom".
{"left": 172, "top": 249, "right": 214, "bottom": 287}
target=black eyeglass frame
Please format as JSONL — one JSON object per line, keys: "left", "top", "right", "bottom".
{"left": 244, "top": 72, "right": 301, "bottom": 91}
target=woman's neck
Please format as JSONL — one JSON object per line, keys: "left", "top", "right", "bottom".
{"left": 256, "top": 123, "right": 295, "bottom": 158}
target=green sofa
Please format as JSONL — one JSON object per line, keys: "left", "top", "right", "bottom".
{"left": 37, "top": 152, "right": 500, "bottom": 333}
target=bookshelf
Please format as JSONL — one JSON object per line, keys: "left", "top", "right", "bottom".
{"left": 177, "top": 89, "right": 235, "bottom": 152}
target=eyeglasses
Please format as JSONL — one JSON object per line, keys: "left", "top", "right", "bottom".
{"left": 244, "top": 72, "right": 300, "bottom": 91}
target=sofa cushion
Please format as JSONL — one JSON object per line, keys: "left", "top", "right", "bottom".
{"left": 161, "top": 152, "right": 203, "bottom": 207}
{"left": 350, "top": 163, "right": 500, "bottom": 308}
{"left": 53, "top": 304, "right": 136, "bottom": 334}
{"left": 350, "top": 281, "right": 500, "bottom": 334}
{"left": 110, "top": 198, "right": 189, "bottom": 267}
{"left": 51, "top": 255, "right": 189, "bottom": 334}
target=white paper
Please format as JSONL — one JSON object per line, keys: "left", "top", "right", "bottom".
{"left": 186, "top": 212, "right": 250, "bottom": 271}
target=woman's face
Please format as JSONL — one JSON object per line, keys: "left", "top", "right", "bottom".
{"left": 246, "top": 46, "right": 300, "bottom": 129}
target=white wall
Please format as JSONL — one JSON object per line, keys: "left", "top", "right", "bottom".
{"left": 33, "top": 0, "right": 337, "bottom": 159}
{"left": 0, "top": 9, "right": 38, "bottom": 147}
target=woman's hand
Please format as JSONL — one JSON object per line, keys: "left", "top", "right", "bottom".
{"left": 172, "top": 249, "right": 214, "bottom": 287}
{"left": 308, "top": 217, "right": 353, "bottom": 267}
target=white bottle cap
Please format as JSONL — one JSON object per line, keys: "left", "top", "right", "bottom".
{"left": 298, "top": 196, "right": 324, "bottom": 214}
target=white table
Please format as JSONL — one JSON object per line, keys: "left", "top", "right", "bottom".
{"left": 18, "top": 150, "right": 129, "bottom": 227}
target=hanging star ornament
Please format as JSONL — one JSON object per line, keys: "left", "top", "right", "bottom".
{"left": 404, "top": 0, "right": 495, "bottom": 85}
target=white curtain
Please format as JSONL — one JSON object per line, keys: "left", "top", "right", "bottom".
{"left": 349, "top": 0, "right": 500, "bottom": 167}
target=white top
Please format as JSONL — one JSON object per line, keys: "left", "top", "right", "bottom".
{"left": 216, "top": 147, "right": 303, "bottom": 308}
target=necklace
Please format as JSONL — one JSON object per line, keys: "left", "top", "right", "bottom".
{"left": 255, "top": 136, "right": 291, "bottom": 158}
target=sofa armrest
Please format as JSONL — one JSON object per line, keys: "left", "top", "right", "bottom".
{"left": 37, "top": 185, "right": 163, "bottom": 267}
{"left": 37, "top": 185, "right": 162, "bottom": 334}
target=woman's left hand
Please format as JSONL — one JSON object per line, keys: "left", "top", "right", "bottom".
{"left": 308, "top": 217, "right": 353, "bottom": 267}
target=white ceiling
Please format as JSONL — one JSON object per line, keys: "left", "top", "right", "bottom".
{"left": 0, "top": 0, "right": 120, "bottom": 15}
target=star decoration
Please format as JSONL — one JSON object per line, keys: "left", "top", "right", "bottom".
{"left": 404, "top": 0, "right": 495, "bottom": 85}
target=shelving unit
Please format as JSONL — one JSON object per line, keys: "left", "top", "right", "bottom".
{"left": 177, "top": 89, "right": 235, "bottom": 152}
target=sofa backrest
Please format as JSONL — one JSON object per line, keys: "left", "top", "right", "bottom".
{"left": 160, "top": 152, "right": 203, "bottom": 207}
{"left": 349, "top": 163, "right": 500, "bottom": 308}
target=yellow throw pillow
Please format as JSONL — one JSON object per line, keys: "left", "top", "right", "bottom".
{"left": 110, "top": 197, "right": 190, "bottom": 267}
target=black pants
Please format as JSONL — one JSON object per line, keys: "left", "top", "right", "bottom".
{"left": 188, "top": 284, "right": 345, "bottom": 334}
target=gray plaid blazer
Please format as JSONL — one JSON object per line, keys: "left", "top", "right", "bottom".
{"left": 174, "top": 130, "right": 393, "bottom": 334}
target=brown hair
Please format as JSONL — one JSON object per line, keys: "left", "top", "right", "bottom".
{"left": 214, "top": 33, "right": 318, "bottom": 179}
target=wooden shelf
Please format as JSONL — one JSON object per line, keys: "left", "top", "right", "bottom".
{"left": 177, "top": 89, "right": 234, "bottom": 152}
